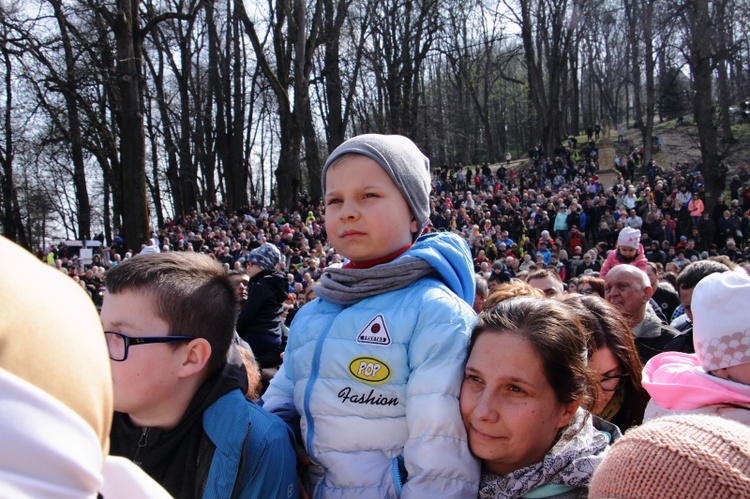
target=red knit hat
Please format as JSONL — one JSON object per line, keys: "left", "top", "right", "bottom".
{"left": 589, "top": 414, "right": 750, "bottom": 498}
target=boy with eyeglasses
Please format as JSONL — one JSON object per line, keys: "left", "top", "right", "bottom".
{"left": 101, "top": 252, "right": 298, "bottom": 498}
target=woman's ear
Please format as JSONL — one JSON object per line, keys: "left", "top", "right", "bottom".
{"left": 555, "top": 399, "right": 581, "bottom": 431}
{"left": 177, "top": 338, "right": 212, "bottom": 379}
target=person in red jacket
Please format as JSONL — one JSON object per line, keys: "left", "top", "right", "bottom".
{"left": 566, "top": 225, "right": 586, "bottom": 254}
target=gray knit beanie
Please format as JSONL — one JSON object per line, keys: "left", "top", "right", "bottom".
{"left": 321, "top": 134, "right": 431, "bottom": 241}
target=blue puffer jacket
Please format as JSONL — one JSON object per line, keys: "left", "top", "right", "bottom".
{"left": 263, "top": 233, "right": 480, "bottom": 498}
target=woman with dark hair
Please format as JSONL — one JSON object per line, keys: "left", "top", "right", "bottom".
{"left": 461, "top": 298, "right": 615, "bottom": 498}
{"left": 563, "top": 295, "right": 649, "bottom": 432}
{"left": 577, "top": 276, "right": 605, "bottom": 298}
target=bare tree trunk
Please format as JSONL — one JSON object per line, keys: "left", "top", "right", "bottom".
{"left": 624, "top": 0, "right": 643, "bottom": 131}
{"left": 207, "top": 0, "right": 231, "bottom": 209}
{"left": 569, "top": 42, "right": 580, "bottom": 135}
{"left": 198, "top": 59, "right": 216, "bottom": 210}
{"left": 52, "top": 0, "right": 91, "bottom": 240}
{"left": 237, "top": 0, "right": 322, "bottom": 211}
{"left": 0, "top": 48, "right": 29, "bottom": 247}
{"left": 178, "top": 32, "right": 198, "bottom": 214}
{"left": 641, "top": 1, "right": 655, "bottom": 166}
{"left": 303, "top": 99, "right": 323, "bottom": 201}
{"left": 518, "top": 0, "right": 580, "bottom": 157}
{"left": 94, "top": 24, "right": 125, "bottom": 237}
{"left": 143, "top": 46, "right": 183, "bottom": 217}
{"left": 114, "top": 0, "right": 149, "bottom": 249}
{"left": 687, "top": 0, "right": 721, "bottom": 210}
{"left": 230, "top": 6, "right": 249, "bottom": 209}
{"left": 321, "top": 0, "right": 349, "bottom": 150}
{"left": 715, "top": 0, "right": 734, "bottom": 142}
{"left": 145, "top": 95, "right": 164, "bottom": 228}
{"left": 97, "top": 156, "right": 113, "bottom": 244}
{"left": 625, "top": 57, "right": 630, "bottom": 126}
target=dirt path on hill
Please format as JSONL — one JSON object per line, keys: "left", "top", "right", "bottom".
{"left": 483, "top": 123, "right": 750, "bottom": 176}
{"left": 632, "top": 123, "right": 750, "bottom": 174}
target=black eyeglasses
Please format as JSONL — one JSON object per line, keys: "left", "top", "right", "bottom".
{"left": 600, "top": 374, "right": 629, "bottom": 392}
{"left": 104, "top": 331, "right": 194, "bottom": 361}
{"left": 580, "top": 288, "right": 596, "bottom": 295}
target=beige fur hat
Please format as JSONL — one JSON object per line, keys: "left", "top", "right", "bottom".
{"left": 0, "top": 236, "right": 112, "bottom": 451}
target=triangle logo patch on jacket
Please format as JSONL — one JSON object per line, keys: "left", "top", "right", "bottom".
{"left": 357, "top": 315, "right": 391, "bottom": 347}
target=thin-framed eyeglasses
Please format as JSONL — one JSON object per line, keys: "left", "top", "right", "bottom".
{"left": 104, "top": 331, "right": 194, "bottom": 361}
{"left": 600, "top": 373, "right": 629, "bottom": 392}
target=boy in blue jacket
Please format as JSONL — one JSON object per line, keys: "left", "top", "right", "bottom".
{"left": 102, "top": 252, "right": 298, "bottom": 498}
{"left": 263, "top": 134, "right": 480, "bottom": 497}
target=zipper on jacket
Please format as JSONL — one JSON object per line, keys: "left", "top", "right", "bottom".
{"left": 133, "top": 427, "right": 150, "bottom": 466}
{"left": 230, "top": 423, "right": 252, "bottom": 499}
{"left": 391, "top": 455, "right": 406, "bottom": 496}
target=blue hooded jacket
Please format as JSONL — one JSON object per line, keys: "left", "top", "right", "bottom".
{"left": 263, "top": 232, "right": 479, "bottom": 498}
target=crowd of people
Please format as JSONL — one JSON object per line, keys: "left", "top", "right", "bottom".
{"left": 12, "top": 132, "right": 750, "bottom": 498}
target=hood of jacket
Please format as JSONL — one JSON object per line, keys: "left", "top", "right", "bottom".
{"left": 405, "top": 232, "right": 476, "bottom": 305}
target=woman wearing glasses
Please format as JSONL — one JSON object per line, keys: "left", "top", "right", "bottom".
{"left": 577, "top": 276, "right": 605, "bottom": 298}
{"left": 461, "top": 298, "right": 615, "bottom": 498}
{"left": 564, "top": 294, "right": 649, "bottom": 432}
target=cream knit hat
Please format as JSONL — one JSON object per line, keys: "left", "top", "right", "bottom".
{"left": 589, "top": 414, "right": 750, "bottom": 498}
{"left": 692, "top": 271, "right": 750, "bottom": 372}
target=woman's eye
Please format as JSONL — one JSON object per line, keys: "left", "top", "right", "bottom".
{"left": 326, "top": 198, "right": 341, "bottom": 205}
{"left": 363, "top": 192, "right": 378, "bottom": 199}
{"left": 509, "top": 385, "right": 524, "bottom": 394}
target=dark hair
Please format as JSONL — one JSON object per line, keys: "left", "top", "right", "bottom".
{"left": 676, "top": 260, "right": 730, "bottom": 291}
{"left": 708, "top": 255, "right": 737, "bottom": 270}
{"left": 561, "top": 294, "right": 649, "bottom": 431}
{"left": 469, "top": 297, "right": 596, "bottom": 408}
{"left": 578, "top": 276, "right": 605, "bottom": 298}
{"left": 104, "top": 252, "right": 235, "bottom": 375}
{"left": 662, "top": 271, "right": 678, "bottom": 290}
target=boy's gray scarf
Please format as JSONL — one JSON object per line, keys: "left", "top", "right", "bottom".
{"left": 315, "top": 256, "right": 435, "bottom": 305}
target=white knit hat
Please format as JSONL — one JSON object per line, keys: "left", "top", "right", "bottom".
{"left": 692, "top": 271, "right": 750, "bottom": 372}
{"left": 617, "top": 227, "right": 640, "bottom": 249}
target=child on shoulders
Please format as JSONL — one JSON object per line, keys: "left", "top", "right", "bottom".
{"left": 262, "top": 134, "right": 479, "bottom": 497}
{"left": 599, "top": 227, "right": 648, "bottom": 279}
